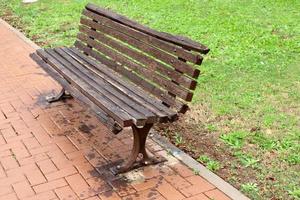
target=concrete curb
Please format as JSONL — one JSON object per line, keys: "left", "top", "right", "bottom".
{"left": 151, "top": 132, "right": 251, "bottom": 200}
{"left": 0, "top": 18, "right": 40, "bottom": 50}
{"left": 1, "top": 17, "right": 250, "bottom": 200}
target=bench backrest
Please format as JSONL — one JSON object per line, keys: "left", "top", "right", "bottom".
{"left": 75, "top": 3, "right": 209, "bottom": 113}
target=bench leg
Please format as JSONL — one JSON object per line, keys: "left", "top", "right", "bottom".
{"left": 112, "top": 124, "right": 166, "bottom": 174}
{"left": 46, "top": 88, "right": 72, "bottom": 103}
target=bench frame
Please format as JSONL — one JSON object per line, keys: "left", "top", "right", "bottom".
{"left": 31, "top": 3, "right": 209, "bottom": 174}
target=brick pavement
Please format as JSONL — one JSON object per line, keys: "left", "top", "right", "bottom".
{"left": 0, "top": 20, "right": 232, "bottom": 200}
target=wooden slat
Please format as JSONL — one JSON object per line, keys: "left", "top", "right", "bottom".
{"left": 63, "top": 47, "right": 177, "bottom": 122}
{"left": 79, "top": 20, "right": 198, "bottom": 88}
{"left": 45, "top": 48, "right": 149, "bottom": 126}
{"left": 68, "top": 47, "right": 177, "bottom": 114}
{"left": 85, "top": 3, "right": 210, "bottom": 54}
{"left": 79, "top": 20, "right": 198, "bottom": 80}
{"left": 30, "top": 53, "right": 123, "bottom": 134}
{"left": 74, "top": 41, "right": 187, "bottom": 111}
{"left": 77, "top": 33, "right": 193, "bottom": 101}
{"left": 82, "top": 9, "right": 203, "bottom": 65}
{"left": 36, "top": 49, "right": 135, "bottom": 127}
{"left": 53, "top": 48, "right": 157, "bottom": 124}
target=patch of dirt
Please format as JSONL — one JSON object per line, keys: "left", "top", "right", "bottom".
{"left": 155, "top": 104, "right": 259, "bottom": 195}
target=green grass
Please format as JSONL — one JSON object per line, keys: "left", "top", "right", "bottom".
{"left": 0, "top": 0, "right": 299, "bottom": 199}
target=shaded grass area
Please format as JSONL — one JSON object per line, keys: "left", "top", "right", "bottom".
{"left": 0, "top": 0, "right": 299, "bottom": 199}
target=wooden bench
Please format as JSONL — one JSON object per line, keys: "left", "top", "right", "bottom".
{"left": 30, "top": 3, "right": 209, "bottom": 174}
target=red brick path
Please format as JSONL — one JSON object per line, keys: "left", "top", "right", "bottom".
{"left": 0, "top": 21, "right": 231, "bottom": 200}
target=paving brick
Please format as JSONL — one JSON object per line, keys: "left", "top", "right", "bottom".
{"left": 75, "top": 162, "right": 98, "bottom": 179}
{"left": 11, "top": 143, "right": 31, "bottom": 160}
{"left": 0, "top": 193, "right": 18, "bottom": 200}
{"left": 0, "top": 164, "right": 5, "bottom": 178}
{"left": 5, "top": 163, "right": 46, "bottom": 186}
{"left": 26, "top": 166, "right": 47, "bottom": 186}
{"left": 56, "top": 138, "right": 78, "bottom": 154}
{"left": 5, "top": 133, "right": 33, "bottom": 143}
{"left": 181, "top": 176, "right": 215, "bottom": 197}
{"left": 12, "top": 180, "right": 35, "bottom": 199}
{"left": 110, "top": 178, "right": 136, "bottom": 197}
{"left": 66, "top": 173, "right": 95, "bottom": 199}
{"left": 45, "top": 166, "right": 77, "bottom": 181}
{"left": 23, "top": 137, "right": 41, "bottom": 150}
{"left": 23, "top": 191, "right": 57, "bottom": 200}
{"left": 0, "top": 111, "right": 5, "bottom": 120}
{"left": 98, "top": 191, "right": 122, "bottom": 200}
{"left": 50, "top": 154, "right": 73, "bottom": 170}
{"left": 1, "top": 156, "right": 19, "bottom": 170}
{"left": 0, "top": 134, "right": 6, "bottom": 145}
{"left": 0, "top": 185, "right": 13, "bottom": 196}
{"left": 169, "top": 163, "right": 195, "bottom": 178}
{"left": 123, "top": 189, "right": 165, "bottom": 200}
{"left": 0, "top": 149, "right": 11, "bottom": 158}
{"left": 19, "top": 153, "right": 48, "bottom": 166}
{"left": 141, "top": 165, "right": 174, "bottom": 179}
{"left": 85, "top": 196, "right": 101, "bottom": 200}
{"left": 163, "top": 174, "right": 191, "bottom": 190}
{"left": 131, "top": 177, "right": 160, "bottom": 191}
{"left": 66, "top": 150, "right": 85, "bottom": 161}
{"left": 205, "top": 189, "right": 231, "bottom": 200}
{"left": 156, "top": 179, "right": 185, "bottom": 200}
{"left": 184, "top": 193, "right": 210, "bottom": 200}
{"left": 37, "top": 159, "right": 58, "bottom": 174}
{"left": 29, "top": 144, "right": 58, "bottom": 156}
{"left": 1, "top": 126, "right": 17, "bottom": 141}
{"left": 84, "top": 149, "right": 107, "bottom": 168}
{"left": 33, "top": 178, "right": 67, "bottom": 193}
{"left": 55, "top": 186, "right": 79, "bottom": 200}
{"left": 29, "top": 124, "right": 52, "bottom": 146}
{"left": 0, "top": 102, "right": 15, "bottom": 115}
{"left": 0, "top": 174, "right": 25, "bottom": 186}
{"left": 86, "top": 177, "right": 112, "bottom": 195}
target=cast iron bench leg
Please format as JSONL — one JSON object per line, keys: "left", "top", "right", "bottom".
{"left": 112, "top": 123, "right": 166, "bottom": 174}
{"left": 46, "top": 88, "right": 72, "bottom": 103}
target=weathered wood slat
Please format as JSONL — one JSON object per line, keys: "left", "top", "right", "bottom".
{"left": 53, "top": 48, "right": 157, "bottom": 124}
{"left": 77, "top": 33, "right": 193, "bottom": 101}
{"left": 36, "top": 49, "right": 135, "bottom": 127}
{"left": 74, "top": 41, "right": 187, "bottom": 112}
{"left": 85, "top": 3, "right": 210, "bottom": 54}
{"left": 30, "top": 53, "right": 123, "bottom": 134}
{"left": 68, "top": 47, "right": 178, "bottom": 117}
{"left": 79, "top": 21, "right": 198, "bottom": 89}
{"left": 82, "top": 9, "right": 202, "bottom": 65}
{"left": 45, "top": 48, "right": 149, "bottom": 126}
{"left": 79, "top": 21, "right": 199, "bottom": 80}
{"left": 64, "top": 47, "right": 177, "bottom": 122}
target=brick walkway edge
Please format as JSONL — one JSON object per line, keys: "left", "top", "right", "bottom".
{"left": 0, "top": 18, "right": 249, "bottom": 200}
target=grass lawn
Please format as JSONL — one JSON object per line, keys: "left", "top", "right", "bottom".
{"left": 0, "top": 0, "right": 299, "bottom": 199}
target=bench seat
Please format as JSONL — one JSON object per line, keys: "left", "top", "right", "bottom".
{"left": 32, "top": 46, "right": 177, "bottom": 126}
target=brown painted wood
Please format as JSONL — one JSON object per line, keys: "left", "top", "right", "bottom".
{"left": 80, "top": 15, "right": 201, "bottom": 79}
{"left": 36, "top": 49, "right": 135, "bottom": 127}
{"left": 64, "top": 47, "right": 178, "bottom": 121}
{"left": 76, "top": 33, "right": 193, "bottom": 101}
{"left": 30, "top": 53, "right": 123, "bottom": 134}
{"left": 45, "top": 48, "right": 150, "bottom": 126}
{"left": 79, "top": 21, "right": 198, "bottom": 89}
{"left": 85, "top": 3, "right": 210, "bottom": 54}
{"left": 53, "top": 48, "right": 157, "bottom": 124}
{"left": 82, "top": 9, "right": 202, "bottom": 65}
{"left": 82, "top": 10, "right": 202, "bottom": 66}
{"left": 74, "top": 41, "right": 187, "bottom": 112}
